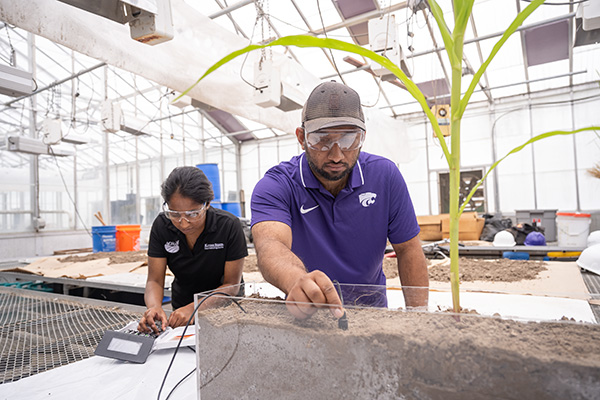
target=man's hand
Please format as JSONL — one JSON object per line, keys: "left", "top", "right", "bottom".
{"left": 138, "top": 306, "right": 168, "bottom": 334}
{"left": 167, "top": 303, "right": 195, "bottom": 328}
{"left": 285, "top": 270, "right": 345, "bottom": 320}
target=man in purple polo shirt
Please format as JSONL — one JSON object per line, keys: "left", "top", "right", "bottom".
{"left": 251, "top": 81, "right": 428, "bottom": 319}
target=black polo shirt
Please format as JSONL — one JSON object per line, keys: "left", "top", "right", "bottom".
{"left": 147, "top": 207, "right": 248, "bottom": 309}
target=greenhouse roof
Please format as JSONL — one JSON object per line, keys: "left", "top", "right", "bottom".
{"left": 0, "top": 0, "right": 599, "bottom": 168}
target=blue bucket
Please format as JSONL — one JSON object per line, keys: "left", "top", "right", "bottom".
{"left": 221, "top": 202, "right": 241, "bottom": 217}
{"left": 502, "top": 251, "right": 530, "bottom": 260}
{"left": 92, "top": 225, "right": 117, "bottom": 253}
{"left": 196, "top": 163, "right": 221, "bottom": 202}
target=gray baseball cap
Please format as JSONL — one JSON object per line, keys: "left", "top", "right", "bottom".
{"left": 301, "top": 81, "right": 366, "bottom": 133}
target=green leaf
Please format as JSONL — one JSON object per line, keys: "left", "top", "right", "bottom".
{"left": 459, "top": 126, "right": 600, "bottom": 213}
{"left": 428, "top": 0, "right": 458, "bottom": 67}
{"left": 451, "top": 1, "right": 474, "bottom": 68}
{"left": 457, "top": 0, "right": 545, "bottom": 118}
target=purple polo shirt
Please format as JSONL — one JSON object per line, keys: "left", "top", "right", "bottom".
{"left": 251, "top": 151, "right": 420, "bottom": 291}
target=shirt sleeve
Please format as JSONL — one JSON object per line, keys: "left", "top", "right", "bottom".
{"left": 386, "top": 163, "right": 421, "bottom": 244}
{"left": 250, "top": 171, "right": 293, "bottom": 228}
{"left": 226, "top": 216, "right": 249, "bottom": 261}
{"left": 147, "top": 215, "right": 167, "bottom": 258}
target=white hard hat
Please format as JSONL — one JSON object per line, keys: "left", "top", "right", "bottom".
{"left": 576, "top": 243, "right": 600, "bottom": 276}
{"left": 493, "top": 230, "right": 516, "bottom": 247}
{"left": 587, "top": 230, "right": 600, "bottom": 248}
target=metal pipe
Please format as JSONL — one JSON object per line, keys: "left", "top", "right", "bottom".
{"left": 103, "top": 66, "right": 111, "bottom": 225}
{"left": 379, "top": 70, "right": 587, "bottom": 109}
{"left": 320, "top": 64, "right": 371, "bottom": 79}
{"left": 528, "top": 104, "right": 538, "bottom": 209}
{"left": 209, "top": 0, "right": 254, "bottom": 19}
{"left": 3, "top": 62, "right": 106, "bottom": 107}
{"left": 570, "top": 90, "right": 581, "bottom": 211}
{"left": 309, "top": 2, "right": 408, "bottom": 37}
{"left": 28, "top": 32, "right": 40, "bottom": 233}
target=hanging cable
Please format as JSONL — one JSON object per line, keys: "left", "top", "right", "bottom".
{"left": 257, "top": 0, "right": 273, "bottom": 72}
{"left": 361, "top": 0, "right": 395, "bottom": 108}
{"left": 234, "top": 0, "right": 265, "bottom": 90}
{"left": 316, "top": 0, "right": 346, "bottom": 85}
{"left": 47, "top": 146, "right": 91, "bottom": 236}
{"left": 2, "top": 23, "right": 16, "bottom": 66}
{"left": 156, "top": 291, "right": 246, "bottom": 400}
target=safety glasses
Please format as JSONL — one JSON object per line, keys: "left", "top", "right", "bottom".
{"left": 162, "top": 203, "right": 207, "bottom": 223}
{"left": 305, "top": 128, "right": 365, "bottom": 152}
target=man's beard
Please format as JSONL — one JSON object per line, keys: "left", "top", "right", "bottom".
{"left": 306, "top": 153, "right": 354, "bottom": 182}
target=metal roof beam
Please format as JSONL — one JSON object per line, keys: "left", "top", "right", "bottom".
{"left": 309, "top": 2, "right": 408, "bottom": 37}
{"left": 209, "top": 0, "right": 254, "bottom": 19}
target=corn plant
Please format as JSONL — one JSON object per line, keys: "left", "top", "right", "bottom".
{"left": 179, "top": 0, "right": 599, "bottom": 312}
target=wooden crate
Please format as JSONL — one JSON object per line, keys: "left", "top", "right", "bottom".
{"left": 441, "top": 212, "right": 485, "bottom": 240}
{"left": 417, "top": 215, "right": 443, "bottom": 241}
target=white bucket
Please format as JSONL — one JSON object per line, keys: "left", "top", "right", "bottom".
{"left": 556, "top": 212, "right": 591, "bottom": 248}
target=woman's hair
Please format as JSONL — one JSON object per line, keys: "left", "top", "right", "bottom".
{"left": 161, "top": 166, "right": 214, "bottom": 205}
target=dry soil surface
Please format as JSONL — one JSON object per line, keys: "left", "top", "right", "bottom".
{"left": 58, "top": 250, "right": 147, "bottom": 265}
{"left": 64, "top": 251, "right": 547, "bottom": 283}
{"left": 244, "top": 253, "right": 546, "bottom": 283}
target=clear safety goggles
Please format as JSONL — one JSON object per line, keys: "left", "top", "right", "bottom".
{"left": 162, "top": 203, "right": 207, "bottom": 223}
{"left": 305, "top": 128, "right": 365, "bottom": 152}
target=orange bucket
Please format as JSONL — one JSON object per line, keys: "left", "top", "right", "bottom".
{"left": 116, "top": 224, "right": 141, "bottom": 252}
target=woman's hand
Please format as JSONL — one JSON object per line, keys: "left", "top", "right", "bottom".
{"left": 167, "top": 303, "right": 195, "bottom": 328}
{"left": 138, "top": 306, "right": 168, "bottom": 334}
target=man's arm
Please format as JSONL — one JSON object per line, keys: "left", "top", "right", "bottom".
{"left": 392, "top": 235, "right": 429, "bottom": 309}
{"left": 252, "top": 221, "right": 344, "bottom": 319}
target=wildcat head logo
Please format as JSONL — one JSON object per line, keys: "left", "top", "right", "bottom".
{"left": 164, "top": 240, "right": 179, "bottom": 253}
{"left": 359, "top": 192, "right": 377, "bottom": 207}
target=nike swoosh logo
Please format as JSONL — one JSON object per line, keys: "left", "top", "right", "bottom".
{"left": 300, "top": 204, "right": 319, "bottom": 214}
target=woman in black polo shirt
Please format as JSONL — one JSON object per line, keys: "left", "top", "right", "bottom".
{"left": 138, "top": 166, "right": 247, "bottom": 333}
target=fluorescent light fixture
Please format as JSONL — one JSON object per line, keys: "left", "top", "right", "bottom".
{"left": 6, "top": 135, "right": 74, "bottom": 156}
{"left": 7, "top": 136, "right": 48, "bottom": 155}
{"left": 0, "top": 64, "right": 34, "bottom": 97}
{"left": 61, "top": 131, "right": 90, "bottom": 145}
{"left": 170, "top": 91, "right": 192, "bottom": 108}
{"left": 48, "top": 144, "right": 75, "bottom": 157}
{"left": 121, "top": 116, "right": 151, "bottom": 135}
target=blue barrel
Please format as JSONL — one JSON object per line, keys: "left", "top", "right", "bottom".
{"left": 92, "top": 225, "right": 117, "bottom": 253}
{"left": 211, "top": 202, "right": 223, "bottom": 210}
{"left": 196, "top": 163, "right": 221, "bottom": 202}
{"left": 221, "top": 202, "right": 241, "bottom": 217}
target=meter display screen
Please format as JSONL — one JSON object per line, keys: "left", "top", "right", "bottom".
{"left": 107, "top": 337, "right": 143, "bottom": 355}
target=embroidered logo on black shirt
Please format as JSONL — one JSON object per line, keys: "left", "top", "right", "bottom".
{"left": 165, "top": 240, "right": 179, "bottom": 253}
